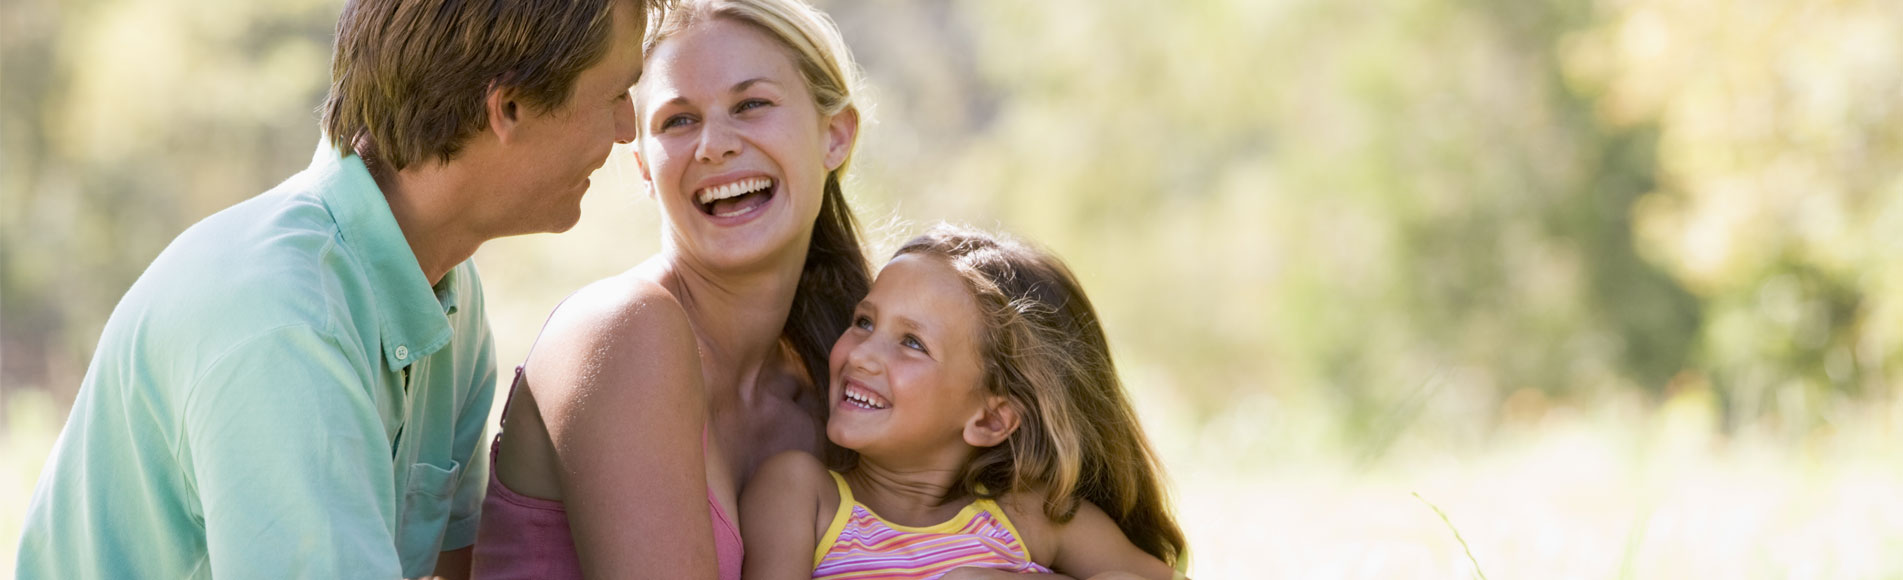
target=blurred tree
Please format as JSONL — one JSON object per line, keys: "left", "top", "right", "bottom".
{"left": 2, "top": 0, "right": 337, "bottom": 398}
{"left": 833, "top": 0, "right": 1704, "bottom": 456}
{"left": 6, "top": 0, "right": 1896, "bottom": 453}
{"left": 1566, "top": 0, "right": 1903, "bottom": 431}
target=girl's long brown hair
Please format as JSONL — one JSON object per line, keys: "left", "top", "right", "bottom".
{"left": 895, "top": 223, "right": 1186, "bottom": 567}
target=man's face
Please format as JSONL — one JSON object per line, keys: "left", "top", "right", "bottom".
{"left": 488, "top": 0, "right": 645, "bottom": 236}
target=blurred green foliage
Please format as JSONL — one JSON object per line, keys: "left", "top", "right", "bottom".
{"left": 4, "top": 0, "right": 1899, "bottom": 461}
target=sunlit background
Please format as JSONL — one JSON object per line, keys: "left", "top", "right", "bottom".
{"left": 6, "top": 0, "right": 1903, "bottom": 577}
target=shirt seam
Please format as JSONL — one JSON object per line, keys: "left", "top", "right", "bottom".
{"left": 171, "top": 236, "right": 350, "bottom": 497}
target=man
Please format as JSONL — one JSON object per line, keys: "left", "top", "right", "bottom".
{"left": 17, "top": 0, "right": 652, "bottom": 577}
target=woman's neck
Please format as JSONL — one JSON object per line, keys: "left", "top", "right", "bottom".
{"left": 646, "top": 247, "right": 804, "bottom": 382}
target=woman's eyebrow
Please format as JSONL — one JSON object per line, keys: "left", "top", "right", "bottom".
{"left": 650, "top": 78, "right": 780, "bottom": 108}
{"left": 731, "top": 77, "right": 779, "bottom": 93}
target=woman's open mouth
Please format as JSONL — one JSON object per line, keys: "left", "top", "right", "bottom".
{"left": 694, "top": 177, "right": 776, "bottom": 218}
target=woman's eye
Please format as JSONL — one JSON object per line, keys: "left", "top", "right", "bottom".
{"left": 853, "top": 316, "right": 872, "bottom": 330}
{"left": 735, "top": 98, "right": 770, "bottom": 113}
{"left": 659, "top": 114, "right": 694, "bottom": 130}
{"left": 902, "top": 335, "right": 926, "bottom": 352}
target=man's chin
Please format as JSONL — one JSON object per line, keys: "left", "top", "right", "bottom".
{"left": 545, "top": 208, "right": 585, "bottom": 234}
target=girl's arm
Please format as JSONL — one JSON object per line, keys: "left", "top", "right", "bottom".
{"left": 741, "top": 450, "right": 836, "bottom": 580}
{"left": 531, "top": 279, "right": 717, "bottom": 578}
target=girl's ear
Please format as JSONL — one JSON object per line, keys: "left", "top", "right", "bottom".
{"left": 964, "top": 395, "right": 1021, "bottom": 448}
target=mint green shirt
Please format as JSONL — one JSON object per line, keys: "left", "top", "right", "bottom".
{"left": 18, "top": 145, "right": 497, "bottom": 579}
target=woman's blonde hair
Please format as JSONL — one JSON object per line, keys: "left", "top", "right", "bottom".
{"left": 894, "top": 223, "right": 1187, "bottom": 567}
{"left": 642, "top": 0, "right": 872, "bottom": 413}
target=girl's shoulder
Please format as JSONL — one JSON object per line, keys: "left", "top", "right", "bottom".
{"left": 991, "top": 488, "right": 1063, "bottom": 564}
{"left": 751, "top": 450, "right": 835, "bottom": 491}
{"left": 742, "top": 451, "right": 843, "bottom": 545}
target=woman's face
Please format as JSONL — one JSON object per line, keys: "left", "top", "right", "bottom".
{"left": 632, "top": 17, "right": 854, "bottom": 271}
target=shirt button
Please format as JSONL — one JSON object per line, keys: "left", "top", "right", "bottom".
{"left": 395, "top": 345, "right": 409, "bottom": 360}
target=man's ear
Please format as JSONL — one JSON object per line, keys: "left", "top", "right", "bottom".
{"left": 822, "top": 106, "right": 859, "bottom": 172}
{"left": 486, "top": 82, "right": 525, "bottom": 145}
{"left": 964, "top": 395, "right": 1021, "bottom": 448}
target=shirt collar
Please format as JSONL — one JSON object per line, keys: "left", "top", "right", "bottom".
{"left": 306, "top": 142, "right": 455, "bottom": 370}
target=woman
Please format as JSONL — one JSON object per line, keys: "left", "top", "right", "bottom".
{"left": 470, "top": 0, "right": 871, "bottom": 577}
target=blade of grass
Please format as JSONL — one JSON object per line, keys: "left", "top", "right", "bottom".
{"left": 1413, "top": 491, "right": 1489, "bottom": 580}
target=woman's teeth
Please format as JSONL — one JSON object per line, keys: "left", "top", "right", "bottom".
{"left": 696, "top": 177, "right": 773, "bottom": 206}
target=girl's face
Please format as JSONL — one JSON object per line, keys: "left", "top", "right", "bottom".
{"left": 826, "top": 254, "right": 992, "bottom": 461}
{"left": 631, "top": 17, "right": 854, "bottom": 271}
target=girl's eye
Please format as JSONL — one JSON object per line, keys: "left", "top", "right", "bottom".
{"left": 735, "top": 98, "right": 770, "bottom": 113}
{"left": 853, "top": 316, "right": 872, "bottom": 330}
{"left": 901, "top": 335, "right": 927, "bottom": 352}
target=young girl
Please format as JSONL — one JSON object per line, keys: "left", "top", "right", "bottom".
{"left": 741, "top": 224, "right": 1188, "bottom": 580}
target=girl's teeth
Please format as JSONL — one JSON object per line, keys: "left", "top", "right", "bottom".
{"left": 845, "top": 389, "right": 885, "bottom": 409}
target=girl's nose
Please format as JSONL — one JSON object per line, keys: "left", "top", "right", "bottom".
{"left": 846, "top": 337, "right": 883, "bottom": 375}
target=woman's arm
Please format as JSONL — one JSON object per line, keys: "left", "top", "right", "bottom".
{"left": 530, "top": 278, "right": 717, "bottom": 578}
{"left": 1045, "top": 501, "right": 1180, "bottom": 580}
{"left": 740, "top": 450, "right": 834, "bottom": 580}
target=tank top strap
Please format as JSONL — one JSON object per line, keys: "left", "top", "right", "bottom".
{"left": 814, "top": 470, "right": 857, "bottom": 567}
{"left": 974, "top": 495, "right": 1034, "bottom": 557}
{"left": 492, "top": 293, "right": 573, "bottom": 452}
{"left": 496, "top": 365, "right": 527, "bottom": 425}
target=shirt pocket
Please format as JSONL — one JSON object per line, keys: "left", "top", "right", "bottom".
{"left": 394, "top": 459, "right": 463, "bottom": 577}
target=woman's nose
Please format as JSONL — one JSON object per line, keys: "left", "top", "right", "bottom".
{"left": 694, "top": 115, "right": 741, "bottom": 163}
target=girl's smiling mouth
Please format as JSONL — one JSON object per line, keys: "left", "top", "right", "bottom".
{"left": 841, "top": 380, "right": 890, "bottom": 410}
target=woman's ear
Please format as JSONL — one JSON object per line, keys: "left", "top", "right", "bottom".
{"left": 964, "top": 396, "right": 1021, "bottom": 448}
{"left": 822, "top": 106, "right": 860, "bottom": 172}
{"left": 630, "top": 148, "right": 655, "bottom": 197}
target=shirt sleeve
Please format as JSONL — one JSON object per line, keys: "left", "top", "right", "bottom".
{"left": 183, "top": 325, "right": 402, "bottom": 579}
{"left": 440, "top": 314, "right": 497, "bottom": 552}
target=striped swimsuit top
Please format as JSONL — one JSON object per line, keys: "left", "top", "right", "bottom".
{"left": 812, "top": 471, "right": 1054, "bottom": 579}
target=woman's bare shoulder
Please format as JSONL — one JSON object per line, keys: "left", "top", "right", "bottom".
{"left": 555, "top": 270, "right": 687, "bottom": 334}
{"left": 525, "top": 270, "right": 699, "bottom": 404}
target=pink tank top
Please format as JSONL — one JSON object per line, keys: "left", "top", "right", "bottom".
{"left": 812, "top": 471, "right": 1052, "bottom": 578}
{"left": 471, "top": 368, "right": 743, "bottom": 580}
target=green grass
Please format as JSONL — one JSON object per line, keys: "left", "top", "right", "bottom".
{"left": 1413, "top": 491, "right": 1488, "bottom": 580}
